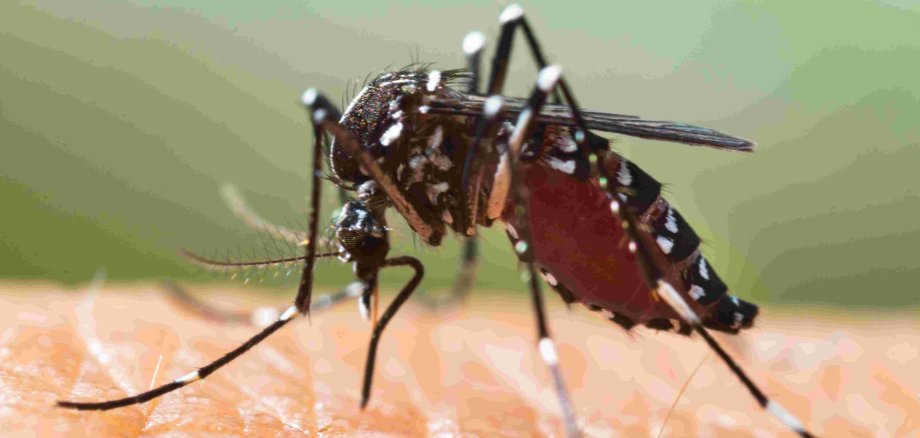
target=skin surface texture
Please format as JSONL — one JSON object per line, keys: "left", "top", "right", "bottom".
{"left": 2, "top": 283, "right": 918, "bottom": 436}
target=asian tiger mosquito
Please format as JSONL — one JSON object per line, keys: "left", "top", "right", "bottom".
{"left": 58, "top": 5, "right": 816, "bottom": 437}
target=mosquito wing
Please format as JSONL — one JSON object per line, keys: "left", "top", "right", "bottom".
{"left": 428, "top": 95, "right": 754, "bottom": 151}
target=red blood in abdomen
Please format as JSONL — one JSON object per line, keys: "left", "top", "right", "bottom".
{"left": 504, "top": 163, "right": 678, "bottom": 324}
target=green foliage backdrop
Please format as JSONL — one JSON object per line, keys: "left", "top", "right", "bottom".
{"left": 2, "top": 0, "right": 918, "bottom": 306}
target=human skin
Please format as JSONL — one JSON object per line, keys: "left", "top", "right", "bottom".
{"left": 1, "top": 283, "right": 916, "bottom": 436}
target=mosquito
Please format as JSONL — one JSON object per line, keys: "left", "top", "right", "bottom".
{"left": 58, "top": 5, "right": 815, "bottom": 437}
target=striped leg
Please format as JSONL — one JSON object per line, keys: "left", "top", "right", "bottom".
{"left": 418, "top": 237, "right": 478, "bottom": 309}
{"left": 423, "top": 91, "right": 506, "bottom": 313}
{"left": 300, "top": 92, "right": 431, "bottom": 410}
{"left": 57, "top": 304, "right": 302, "bottom": 410}
{"left": 487, "top": 4, "right": 815, "bottom": 436}
{"left": 66, "top": 287, "right": 377, "bottom": 411}
{"left": 359, "top": 256, "right": 425, "bottom": 408}
{"left": 57, "top": 221, "right": 347, "bottom": 408}
{"left": 486, "top": 4, "right": 563, "bottom": 104}
{"left": 463, "top": 30, "right": 485, "bottom": 96}
{"left": 421, "top": 31, "right": 489, "bottom": 310}
{"left": 598, "top": 83, "right": 813, "bottom": 438}
{"left": 57, "top": 98, "right": 351, "bottom": 411}
{"left": 160, "top": 279, "right": 361, "bottom": 327}
{"left": 452, "top": 237, "right": 478, "bottom": 302}
{"left": 292, "top": 98, "right": 327, "bottom": 316}
{"left": 503, "top": 66, "right": 581, "bottom": 438}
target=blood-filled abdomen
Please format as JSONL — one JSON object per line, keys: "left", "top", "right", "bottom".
{"left": 504, "top": 152, "right": 759, "bottom": 335}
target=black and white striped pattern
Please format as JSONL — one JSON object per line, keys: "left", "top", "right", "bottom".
{"left": 537, "top": 126, "right": 591, "bottom": 180}
{"left": 493, "top": 11, "right": 813, "bottom": 432}
{"left": 496, "top": 62, "right": 580, "bottom": 437}
{"left": 539, "top": 267, "right": 577, "bottom": 304}
{"left": 610, "top": 156, "right": 661, "bottom": 215}
{"left": 684, "top": 255, "right": 727, "bottom": 306}
{"left": 709, "top": 292, "right": 759, "bottom": 333}
{"left": 601, "top": 153, "right": 759, "bottom": 335}
{"left": 57, "top": 306, "right": 300, "bottom": 411}
{"left": 654, "top": 281, "right": 809, "bottom": 436}
{"left": 650, "top": 204, "right": 700, "bottom": 262}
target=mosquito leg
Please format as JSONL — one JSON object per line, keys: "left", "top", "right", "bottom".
{"left": 160, "top": 279, "right": 361, "bottom": 326}
{"left": 525, "top": 264, "right": 579, "bottom": 436}
{"left": 418, "top": 236, "right": 478, "bottom": 309}
{"left": 302, "top": 90, "right": 446, "bottom": 247}
{"left": 423, "top": 87, "right": 506, "bottom": 311}
{"left": 463, "top": 31, "right": 485, "bottom": 95}
{"left": 61, "top": 158, "right": 344, "bottom": 410}
{"left": 57, "top": 305, "right": 302, "bottom": 410}
{"left": 459, "top": 41, "right": 507, "bottom": 226}
{"left": 65, "top": 202, "right": 351, "bottom": 410}
{"left": 419, "top": 31, "right": 488, "bottom": 308}
{"left": 285, "top": 100, "right": 329, "bottom": 317}
{"left": 501, "top": 66, "right": 580, "bottom": 437}
{"left": 486, "top": 4, "right": 562, "bottom": 103}
{"left": 459, "top": 30, "right": 485, "bottom": 233}
{"left": 491, "top": 11, "right": 817, "bottom": 432}
{"left": 359, "top": 256, "right": 424, "bottom": 408}
{"left": 654, "top": 282, "right": 814, "bottom": 436}
{"left": 548, "top": 82, "right": 816, "bottom": 438}
{"left": 452, "top": 236, "right": 478, "bottom": 302}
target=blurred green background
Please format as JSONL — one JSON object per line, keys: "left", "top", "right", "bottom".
{"left": 2, "top": 0, "right": 918, "bottom": 307}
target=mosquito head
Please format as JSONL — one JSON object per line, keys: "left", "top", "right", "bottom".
{"left": 334, "top": 199, "right": 389, "bottom": 266}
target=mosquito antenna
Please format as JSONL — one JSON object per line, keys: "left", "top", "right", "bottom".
{"left": 179, "top": 248, "right": 341, "bottom": 270}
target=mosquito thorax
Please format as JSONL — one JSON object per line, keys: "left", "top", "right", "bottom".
{"left": 331, "top": 68, "right": 499, "bottom": 243}
{"left": 331, "top": 70, "right": 430, "bottom": 184}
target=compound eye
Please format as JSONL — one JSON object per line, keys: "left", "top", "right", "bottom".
{"left": 335, "top": 201, "right": 389, "bottom": 264}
